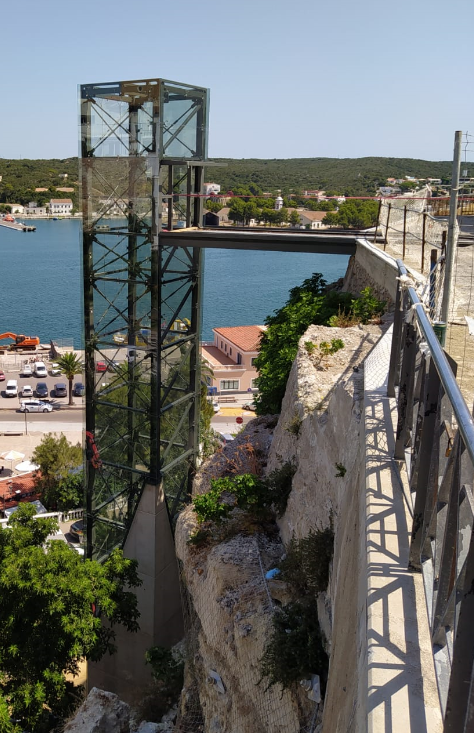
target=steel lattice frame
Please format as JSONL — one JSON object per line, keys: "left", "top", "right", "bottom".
{"left": 80, "top": 78, "right": 208, "bottom": 560}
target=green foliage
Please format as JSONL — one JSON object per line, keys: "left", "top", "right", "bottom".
{"left": 193, "top": 487, "right": 232, "bottom": 523}
{"left": 350, "top": 287, "right": 386, "bottom": 324}
{"left": 55, "top": 352, "right": 84, "bottom": 405}
{"left": 0, "top": 158, "right": 78, "bottom": 208}
{"left": 254, "top": 274, "right": 353, "bottom": 414}
{"left": 279, "top": 526, "right": 335, "bottom": 598}
{"left": 325, "top": 199, "right": 379, "bottom": 229}
{"left": 260, "top": 525, "right": 334, "bottom": 691}
{"left": 335, "top": 463, "right": 347, "bottom": 478}
{"left": 32, "top": 433, "right": 82, "bottom": 510}
{"left": 265, "top": 461, "right": 296, "bottom": 517}
{"left": 260, "top": 602, "right": 328, "bottom": 691}
{"left": 191, "top": 463, "right": 295, "bottom": 529}
{"left": 0, "top": 504, "right": 141, "bottom": 732}
{"left": 304, "top": 341, "right": 315, "bottom": 354}
{"left": 145, "top": 645, "right": 184, "bottom": 696}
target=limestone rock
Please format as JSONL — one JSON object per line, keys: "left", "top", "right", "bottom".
{"left": 64, "top": 687, "right": 130, "bottom": 733}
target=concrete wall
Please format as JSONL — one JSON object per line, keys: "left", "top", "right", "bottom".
{"left": 87, "top": 482, "right": 183, "bottom": 705}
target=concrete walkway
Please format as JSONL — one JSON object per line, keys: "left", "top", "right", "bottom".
{"left": 364, "top": 327, "right": 442, "bottom": 732}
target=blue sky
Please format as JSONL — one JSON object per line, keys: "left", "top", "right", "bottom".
{"left": 2, "top": 0, "right": 473, "bottom": 161}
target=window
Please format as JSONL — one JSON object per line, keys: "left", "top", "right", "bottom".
{"left": 220, "top": 380, "right": 239, "bottom": 391}
{"left": 237, "top": 353, "right": 242, "bottom": 365}
{"left": 229, "top": 347, "right": 232, "bottom": 356}
{"left": 251, "top": 357, "right": 258, "bottom": 367}
{"left": 220, "top": 341, "right": 223, "bottom": 349}
{"left": 224, "top": 344, "right": 227, "bottom": 352}
{"left": 251, "top": 378, "right": 258, "bottom": 389}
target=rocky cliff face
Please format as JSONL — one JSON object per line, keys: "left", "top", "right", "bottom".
{"left": 175, "top": 322, "right": 388, "bottom": 732}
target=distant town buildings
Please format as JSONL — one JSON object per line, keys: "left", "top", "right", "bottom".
{"left": 202, "top": 325, "right": 266, "bottom": 393}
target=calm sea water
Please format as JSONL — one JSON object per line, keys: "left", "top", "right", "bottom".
{"left": 0, "top": 219, "right": 349, "bottom": 346}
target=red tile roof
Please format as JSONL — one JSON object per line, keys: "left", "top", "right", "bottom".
{"left": 213, "top": 325, "right": 265, "bottom": 352}
{"left": 0, "top": 473, "right": 41, "bottom": 512}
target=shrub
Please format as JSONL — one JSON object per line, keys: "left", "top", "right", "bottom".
{"left": 286, "top": 415, "right": 302, "bottom": 436}
{"left": 279, "top": 525, "right": 335, "bottom": 598}
{"left": 266, "top": 462, "right": 296, "bottom": 517}
{"left": 350, "top": 287, "right": 386, "bottom": 324}
{"left": 260, "top": 602, "right": 328, "bottom": 691}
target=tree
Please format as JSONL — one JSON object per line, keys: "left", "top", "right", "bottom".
{"left": 32, "top": 433, "right": 82, "bottom": 509}
{"left": 55, "top": 352, "right": 84, "bottom": 405}
{"left": 289, "top": 209, "right": 301, "bottom": 227}
{"left": 0, "top": 503, "right": 141, "bottom": 732}
{"left": 254, "top": 274, "right": 352, "bottom": 414}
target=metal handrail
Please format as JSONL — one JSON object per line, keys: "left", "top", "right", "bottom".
{"left": 396, "top": 259, "right": 474, "bottom": 466}
{"left": 390, "top": 259, "right": 474, "bottom": 731}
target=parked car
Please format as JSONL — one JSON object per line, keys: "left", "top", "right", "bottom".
{"left": 22, "top": 385, "right": 33, "bottom": 397}
{"left": 54, "top": 382, "right": 67, "bottom": 398}
{"left": 0, "top": 370, "right": 5, "bottom": 382}
{"left": 35, "top": 382, "right": 49, "bottom": 398}
{"left": 22, "top": 364, "right": 32, "bottom": 376}
{"left": 73, "top": 382, "right": 85, "bottom": 397}
{"left": 69, "top": 519, "right": 84, "bottom": 541}
{"left": 19, "top": 399, "right": 53, "bottom": 413}
{"left": 96, "top": 361, "right": 107, "bottom": 373}
{"left": 50, "top": 363, "right": 62, "bottom": 376}
{"left": 5, "top": 380, "right": 18, "bottom": 397}
{"left": 34, "top": 362, "right": 48, "bottom": 378}
{"left": 107, "top": 360, "right": 120, "bottom": 372}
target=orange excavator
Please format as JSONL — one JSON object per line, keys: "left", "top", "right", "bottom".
{"left": 0, "top": 332, "right": 40, "bottom": 351}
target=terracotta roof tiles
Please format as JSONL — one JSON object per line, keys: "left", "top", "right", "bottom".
{"left": 213, "top": 325, "right": 265, "bottom": 352}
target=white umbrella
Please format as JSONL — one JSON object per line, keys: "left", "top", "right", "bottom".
{"left": 0, "top": 451, "right": 25, "bottom": 462}
{"left": 14, "top": 460, "right": 39, "bottom": 473}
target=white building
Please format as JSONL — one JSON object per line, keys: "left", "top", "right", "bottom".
{"left": 274, "top": 195, "right": 283, "bottom": 211}
{"left": 297, "top": 210, "right": 328, "bottom": 229}
{"left": 8, "top": 203, "right": 25, "bottom": 214}
{"left": 203, "top": 183, "right": 221, "bottom": 196}
{"left": 26, "top": 201, "right": 47, "bottom": 216}
{"left": 49, "top": 199, "right": 73, "bottom": 215}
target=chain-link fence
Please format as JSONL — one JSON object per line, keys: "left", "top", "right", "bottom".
{"left": 176, "top": 531, "right": 322, "bottom": 733}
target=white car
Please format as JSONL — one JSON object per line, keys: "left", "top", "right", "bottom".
{"left": 34, "top": 362, "right": 48, "bottom": 378}
{"left": 50, "top": 363, "right": 62, "bottom": 375}
{"left": 22, "top": 364, "right": 32, "bottom": 376}
{"left": 22, "top": 385, "right": 33, "bottom": 397}
{"left": 20, "top": 399, "right": 53, "bottom": 413}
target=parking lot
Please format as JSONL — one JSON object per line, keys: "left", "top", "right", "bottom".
{"left": 0, "top": 364, "right": 85, "bottom": 409}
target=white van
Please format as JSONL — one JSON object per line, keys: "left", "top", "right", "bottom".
{"left": 5, "top": 380, "right": 18, "bottom": 397}
{"left": 34, "top": 362, "right": 48, "bottom": 378}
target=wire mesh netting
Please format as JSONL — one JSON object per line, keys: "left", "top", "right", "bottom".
{"left": 175, "top": 526, "right": 323, "bottom": 733}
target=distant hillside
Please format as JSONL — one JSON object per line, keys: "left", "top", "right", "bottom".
{"left": 206, "top": 157, "right": 474, "bottom": 196}
{"left": 1, "top": 156, "right": 473, "bottom": 204}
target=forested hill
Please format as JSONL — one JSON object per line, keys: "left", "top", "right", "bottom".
{"left": 207, "top": 157, "right": 473, "bottom": 196}
{"left": 1, "top": 155, "right": 473, "bottom": 204}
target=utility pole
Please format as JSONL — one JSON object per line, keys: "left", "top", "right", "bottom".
{"left": 440, "top": 131, "right": 463, "bottom": 339}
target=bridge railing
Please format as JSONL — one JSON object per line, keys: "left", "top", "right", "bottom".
{"left": 388, "top": 260, "right": 474, "bottom": 732}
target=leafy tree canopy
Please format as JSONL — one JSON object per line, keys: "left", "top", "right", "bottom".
{"left": 0, "top": 503, "right": 141, "bottom": 731}
{"left": 32, "top": 433, "right": 82, "bottom": 510}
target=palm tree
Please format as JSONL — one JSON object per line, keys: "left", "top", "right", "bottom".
{"left": 55, "top": 352, "right": 84, "bottom": 405}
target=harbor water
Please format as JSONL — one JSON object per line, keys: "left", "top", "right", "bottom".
{"left": 0, "top": 219, "right": 349, "bottom": 347}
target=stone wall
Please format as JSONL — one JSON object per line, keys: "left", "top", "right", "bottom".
{"left": 174, "top": 322, "right": 388, "bottom": 732}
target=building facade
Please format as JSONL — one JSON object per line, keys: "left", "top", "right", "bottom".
{"left": 49, "top": 198, "right": 73, "bottom": 215}
{"left": 201, "top": 325, "right": 265, "bottom": 393}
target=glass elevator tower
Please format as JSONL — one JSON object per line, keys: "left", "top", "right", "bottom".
{"left": 80, "top": 78, "right": 209, "bottom": 560}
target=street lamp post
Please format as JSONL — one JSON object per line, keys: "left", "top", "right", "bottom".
{"left": 24, "top": 408, "right": 28, "bottom": 435}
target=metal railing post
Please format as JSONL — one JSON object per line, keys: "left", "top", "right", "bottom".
{"left": 387, "top": 280, "right": 403, "bottom": 398}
